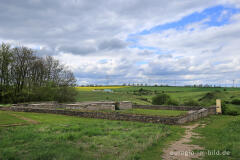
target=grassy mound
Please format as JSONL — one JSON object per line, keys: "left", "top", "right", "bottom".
{"left": 198, "top": 90, "right": 225, "bottom": 106}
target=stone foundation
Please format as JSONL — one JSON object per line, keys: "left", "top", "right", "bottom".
{"left": 13, "top": 101, "right": 116, "bottom": 111}
{"left": 9, "top": 105, "right": 216, "bottom": 125}
{"left": 133, "top": 105, "right": 203, "bottom": 111}
{"left": 118, "top": 101, "right": 132, "bottom": 110}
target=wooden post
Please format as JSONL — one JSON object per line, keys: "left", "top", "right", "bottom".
{"left": 216, "top": 99, "right": 222, "bottom": 114}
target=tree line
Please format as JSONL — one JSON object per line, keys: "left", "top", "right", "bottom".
{"left": 0, "top": 43, "right": 77, "bottom": 103}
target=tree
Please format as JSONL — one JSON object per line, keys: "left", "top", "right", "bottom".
{"left": 152, "top": 93, "right": 170, "bottom": 105}
{"left": 0, "top": 42, "right": 77, "bottom": 103}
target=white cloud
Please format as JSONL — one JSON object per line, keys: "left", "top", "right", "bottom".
{"left": 1, "top": 0, "right": 240, "bottom": 85}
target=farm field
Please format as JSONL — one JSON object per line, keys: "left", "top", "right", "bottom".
{"left": 76, "top": 86, "right": 129, "bottom": 91}
{"left": 0, "top": 111, "right": 184, "bottom": 160}
{"left": 76, "top": 86, "right": 240, "bottom": 110}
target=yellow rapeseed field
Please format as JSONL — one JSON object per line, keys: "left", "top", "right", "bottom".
{"left": 75, "top": 86, "right": 129, "bottom": 91}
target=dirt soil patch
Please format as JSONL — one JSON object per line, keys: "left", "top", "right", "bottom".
{"left": 8, "top": 113, "right": 39, "bottom": 124}
{"left": 0, "top": 123, "right": 26, "bottom": 127}
{"left": 162, "top": 123, "right": 204, "bottom": 160}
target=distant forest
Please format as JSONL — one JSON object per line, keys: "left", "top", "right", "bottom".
{"left": 0, "top": 43, "right": 77, "bottom": 103}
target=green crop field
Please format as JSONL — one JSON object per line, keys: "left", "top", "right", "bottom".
{"left": 76, "top": 86, "right": 240, "bottom": 110}
{"left": 0, "top": 111, "right": 184, "bottom": 160}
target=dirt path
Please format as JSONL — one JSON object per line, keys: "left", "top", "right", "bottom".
{"left": 162, "top": 123, "right": 204, "bottom": 160}
{"left": 0, "top": 123, "right": 26, "bottom": 127}
{"left": 8, "top": 113, "right": 39, "bottom": 124}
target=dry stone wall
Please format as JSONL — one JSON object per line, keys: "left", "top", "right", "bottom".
{"left": 118, "top": 101, "right": 132, "bottom": 110}
{"left": 10, "top": 107, "right": 180, "bottom": 124}
{"left": 13, "top": 101, "right": 116, "bottom": 111}
{"left": 133, "top": 105, "right": 203, "bottom": 111}
{"left": 9, "top": 105, "right": 216, "bottom": 125}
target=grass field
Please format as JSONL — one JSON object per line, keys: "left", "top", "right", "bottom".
{"left": 192, "top": 115, "right": 240, "bottom": 160}
{"left": 1, "top": 86, "right": 240, "bottom": 159}
{"left": 224, "top": 104, "right": 240, "bottom": 115}
{"left": 0, "top": 111, "right": 27, "bottom": 126}
{"left": 0, "top": 111, "right": 184, "bottom": 160}
{"left": 115, "top": 109, "right": 187, "bottom": 117}
{"left": 76, "top": 86, "right": 240, "bottom": 109}
{"left": 76, "top": 86, "right": 129, "bottom": 91}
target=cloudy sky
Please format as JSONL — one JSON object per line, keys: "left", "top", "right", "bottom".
{"left": 1, "top": 0, "right": 240, "bottom": 86}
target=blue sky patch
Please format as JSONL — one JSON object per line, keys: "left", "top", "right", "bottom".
{"left": 126, "top": 5, "right": 240, "bottom": 55}
{"left": 138, "top": 5, "right": 240, "bottom": 35}
{"left": 136, "top": 61, "right": 148, "bottom": 66}
{"left": 98, "top": 59, "right": 108, "bottom": 64}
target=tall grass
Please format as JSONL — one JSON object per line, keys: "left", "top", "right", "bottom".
{"left": 192, "top": 115, "right": 240, "bottom": 160}
{"left": 0, "top": 111, "right": 183, "bottom": 160}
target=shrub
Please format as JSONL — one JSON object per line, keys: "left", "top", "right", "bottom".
{"left": 55, "top": 87, "right": 78, "bottom": 103}
{"left": 183, "top": 99, "right": 200, "bottom": 106}
{"left": 152, "top": 94, "right": 179, "bottom": 105}
{"left": 226, "top": 110, "right": 239, "bottom": 116}
{"left": 166, "top": 98, "right": 179, "bottom": 106}
{"left": 138, "top": 97, "right": 148, "bottom": 102}
{"left": 224, "top": 100, "right": 230, "bottom": 104}
{"left": 222, "top": 102, "right": 240, "bottom": 116}
{"left": 115, "top": 102, "right": 120, "bottom": 110}
{"left": 221, "top": 102, "right": 228, "bottom": 115}
{"left": 231, "top": 99, "right": 240, "bottom": 105}
{"left": 152, "top": 93, "right": 175, "bottom": 105}
{"left": 136, "top": 88, "right": 152, "bottom": 95}
{"left": 152, "top": 93, "right": 170, "bottom": 105}
{"left": 198, "top": 90, "right": 224, "bottom": 106}
{"left": 198, "top": 92, "right": 215, "bottom": 101}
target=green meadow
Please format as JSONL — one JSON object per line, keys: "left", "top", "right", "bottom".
{"left": 77, "top": 86, "right": 240, "bottom": 112}
{"left": 0, "top": 111, "right": 183, "bottom": 160}
{"left": 1, "top": 86, "right": 240, "bottom": 159}
{"left": 0, "top": 111, "right": 27, "bottom": 126}
{"left": 192, "top": 115, "right": 240, "bottom": 160}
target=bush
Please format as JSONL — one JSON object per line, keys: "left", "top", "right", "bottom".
{"left": 55, "top": 87, "right": 78, "bottom": 103}
{"left": 115, "top": 102, "right": 120, "bottom": 110}
{"left": 183, "top": 99, "right": 199, "bottom": 106}
{"left": 135, "top": 88, "right": 152, "bottom": 95}
{"left": 198, "top": 92, "right": 215, "bottom": 101}
{"left": 138, "top": 97, "right": 148, "bottom": 102}
{"left": 198, "top": 90, "right": 224, "bottom": 106}
{"left": 166, "top": 98, "right": 179, "bottom": 106}
{"left": 222, "top": 102, "right": 240, "bottom": 116}
{"left": 221, "top": 102, "right": 228, "bottom": 115}
{"left": 152, "top": 94, "right": 179, "bottom": 105}
{"left": 226, "top": 110, "right": 239, "bottom": 116}
{"left": 30, "top": 85, "right": 78, "bottom": 103}
{"left": 152, "top": 93, "right": 170, "bottom": 105}
{"left": 231, "top": 99, "right": 240, "bottom": 105}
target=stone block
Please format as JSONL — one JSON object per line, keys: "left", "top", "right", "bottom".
{"left": 119, "top": 101, "right": 132, "bottom": 110}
